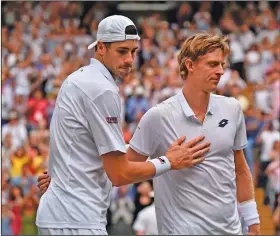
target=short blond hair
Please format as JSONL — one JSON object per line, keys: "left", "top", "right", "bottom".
{"left": 177, "top": 33, "right": 230, "bottom": 80}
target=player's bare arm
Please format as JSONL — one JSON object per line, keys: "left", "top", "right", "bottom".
{"left": 38, "top": 136, "right": 210, "bottom": 191}
{"left": 102, "top": 135, "right": 210, "bottom": 186}
{"left": 234, "top": 149, "right": 260, "bottom": 235}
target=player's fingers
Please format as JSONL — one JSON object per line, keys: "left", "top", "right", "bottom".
{"left": 190, "top": 142, "right": 210, "bottom": 153}
{"left": 43, "top": 170, "right": 48, "bottom": 174}
{"left": 38, "top": 176, "right": 51, "bottom": 188}
{"left": 37, "top": 174, "right": 48, "bottom": 183}
{"left": 192, "top": 147, "right": 210, "bottom": 158}
{"left": 39, "top": 181, "right": 50, "bottom": 192}
{"left": 192, "top": 156, "right": 205, "bottom": 165}
{"left": 172, "top": 136, "right": 186, "bottom": 146}
{"left": 41, "top": 187, "right": 47, "bottom": 195}
{"left": 185, "top": 136, "right": 205, "bottom": 148}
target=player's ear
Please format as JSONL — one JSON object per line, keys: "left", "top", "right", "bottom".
{"left": 185, "top": 59, "right": 194, "bottom": 73}
{"left": 97, "top": 42, "right": 106, "bottom": 56}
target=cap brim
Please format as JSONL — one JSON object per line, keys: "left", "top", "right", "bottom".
{"left": 88, "top": 41, "right": 98, "bottom": 50}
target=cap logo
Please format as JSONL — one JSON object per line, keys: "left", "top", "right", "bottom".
{"left": 125, "top": 25, "right": 138, "bottom": 39}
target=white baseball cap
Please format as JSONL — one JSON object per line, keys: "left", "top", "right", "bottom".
{"left": 88, "top": 15, "right": 141, "bottom": 50}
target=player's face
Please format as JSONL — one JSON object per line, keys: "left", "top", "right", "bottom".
{"left": 191, "top": 49, "right": 226, "bottom": 93}
{"left": 103, "top": 40, "right": 138, "bottom": 79}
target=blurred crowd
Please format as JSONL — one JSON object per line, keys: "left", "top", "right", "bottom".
{"left": 1, "top": 1, "right": 280, "bottom": 235}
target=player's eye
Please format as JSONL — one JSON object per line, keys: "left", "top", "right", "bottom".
{"left": 118, "top": 50, "right": 127, "bottom": 55}
{"left": 209, "top": 62, "right": 217, "bottom": 67}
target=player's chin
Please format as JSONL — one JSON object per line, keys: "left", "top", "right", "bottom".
{"left": 206, "top": 85, "right": 217, "bottom": 93}
{"left": 119, "top": 71, "right": 131, "bottom": 78}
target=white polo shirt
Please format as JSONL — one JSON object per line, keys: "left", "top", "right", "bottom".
{"left": 36, "top": 59, "right": 126, "bottom": 230}
{"left": 130, "top": 90, "right": 247, "bottom": 235}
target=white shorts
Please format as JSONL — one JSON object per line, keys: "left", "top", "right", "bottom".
{"left": 38, "top": 227, "right": 108, "bottom": 235}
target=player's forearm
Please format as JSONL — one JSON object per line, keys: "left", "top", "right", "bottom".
{"left": 114, "top": 160, "right": 156, "bottom": 186}
{"left": 234, "top": 150, "right": 255, "bottom": 202}
{"left": 236, "top": 165, "right": 255, "bottom": 203}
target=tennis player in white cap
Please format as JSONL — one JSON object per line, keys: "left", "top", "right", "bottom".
{"left": 35, "top": 15, "right": 210, "bottom": 235}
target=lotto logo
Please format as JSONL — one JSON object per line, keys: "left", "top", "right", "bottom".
{"left": 218, "top": 119, "right": 228, "bottom": 128}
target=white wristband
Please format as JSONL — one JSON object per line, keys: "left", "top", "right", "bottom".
{"left": 148, "top": 156, "right": 171, "bottom": 177}
{"left": 238, "top": 200, "right": 260, "bottom": 227}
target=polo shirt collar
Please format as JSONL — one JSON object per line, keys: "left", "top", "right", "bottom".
{"left": 90, "top": 58, "right": 119, "bottom": 92}
{"left": 177, "top": 89, "right": 215, "bottom": 118}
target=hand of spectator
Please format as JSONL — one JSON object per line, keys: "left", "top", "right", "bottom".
{"left": 37, "top": 170, "right": 51, "bottom": 195}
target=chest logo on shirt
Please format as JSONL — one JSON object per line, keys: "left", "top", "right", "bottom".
{"left": 218, "top": 119, "right": 229, "bottom": 128}
{"left": 106, "top": 117, "right": 118, "bottom": 124}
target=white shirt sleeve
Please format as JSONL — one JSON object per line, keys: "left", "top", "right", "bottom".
{"left": 86, "top": 89, "right": 126, "bottom": 156}
{"left": 129, "top": 106, "right": 161, "bottom": 157}
{"left": 233, "top": 102, "right": 248, "bottom": 150}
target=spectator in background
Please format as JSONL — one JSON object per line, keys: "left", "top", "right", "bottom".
{"left": 256, "top": 122, "right": 280, "bottom": 189}
{"left": 2, "top": 203, "right": 15, "bottom": 235}
{"left": 272, "top": 194, "right": 280, "bottom": 235}
{"left": 228, "top": 84, "right": 249, "bottom": 112}
{"left": 216, "top": 65, "right": 232, "bottom": 95}
{"left": 9, "top": 186, "right": 24, "bottom": 235}
{"left": 244, "top": 106, "right": 264, "bottom": 176}
{"left": 229, "top": 33, "right": 246, "bottom": 81}
{"left": 126, "top": 86, "right": 149, "bottom": 124}
{"left": 47, "top": 87, "right": 59, "bottom": 123}
{"left": 110, "top": 185, "right": 135, "bottom": 226}
{"left": 244, "top": 44, "right": 263, "bottom": 84}
{"left": 259, "top": 37, "right": 275, "bottom": 75}
{"left": 133, "top": 190, "right": 158, "bottom": 235}
{"left": 2, "top": 111, "right": 27, "bottom": 151}
{"left": 132, "top": 181, "right": 154, "bottom": 225}
{"left": 10, "top": 147, "right": 30, "bottom": 179}
{"left": 28, "top": 147, "right": 44, "bottom": 176}
{"left": 21, "top": 187, "right": 39, "bottom": 235}
{"left": 137, "top": 38, "right": 154, "bottom": 69}
{"left": 13, "top": 88, "right": 28, "bottom": 120}
{"left": 11, "top": 163, "right": 37, "bottom": 195}
{"left": 226, "top": 70, "right": 247, "bottom": 90}
{"left": 176, "top": 3, "right": 193, "bottom": 27}
{"left": 266, "top": 63, "right": 280, "bottom": 121}
{"left": 2, "top": 133, "right": 14, "bottom": 170}
{"left": 254, "top": 82, "right": 272, "bottom": 115}
{"left": 193, "top": 2, "right": 212, "bottom": 31}
{"left": 265, "top": 140, "right": 280, "bottom": 209}
{"left": 31, "top": 119, "right": 50, "bottom": 144}
{"left": 239, "top": 23, "right": 255, "bottom": 51}
{"left": 2, "top": 172, "right": 11, "bottom": 207}
{"left": 26, "top": 89, "right": 48, "bottom": 130}
{"left": 2, "top": 67, "right": 16, "bottom": 125}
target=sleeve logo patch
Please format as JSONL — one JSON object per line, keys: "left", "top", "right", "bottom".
{"left": 106, "top": 117, "right": 118, "bottom": 123}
